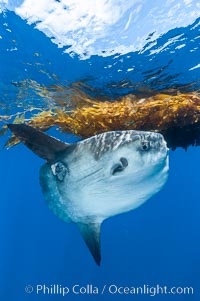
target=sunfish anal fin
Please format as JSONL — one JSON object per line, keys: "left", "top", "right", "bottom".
{"left": 7, "top": 123, "right": 69, "bottom": 162}
{"left": 77, "top": 222, "right": 101, "bottom": 266}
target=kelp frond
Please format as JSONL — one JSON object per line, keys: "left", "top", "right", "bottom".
{"left": 2, "top": 91, "right": 200, "bottom": 149}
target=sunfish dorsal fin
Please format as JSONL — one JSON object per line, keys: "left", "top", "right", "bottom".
{"left": 77, "top": 222, "right": 101, "bottom": 266}
{"left": 7, "top": 124, "right": 69, "bottom": 162}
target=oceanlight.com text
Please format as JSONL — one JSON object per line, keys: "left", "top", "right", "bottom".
{"left": 25, "top": 283, "right": 194, "bottom": 297}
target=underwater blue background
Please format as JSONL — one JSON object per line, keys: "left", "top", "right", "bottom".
{"left": 0, "top": 4, "right": 200, "bottom": 301}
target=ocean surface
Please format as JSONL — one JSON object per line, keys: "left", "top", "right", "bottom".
{"left": 0, "top": 1, "right": 200, "bottom": 300}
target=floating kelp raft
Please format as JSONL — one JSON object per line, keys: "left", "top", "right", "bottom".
{"left": 1, "top": 90, "right": 200, "bottom": 150}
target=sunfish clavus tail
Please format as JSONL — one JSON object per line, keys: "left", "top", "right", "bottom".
{"left": 8, "top": 124, "right": 169, "bottom": 265}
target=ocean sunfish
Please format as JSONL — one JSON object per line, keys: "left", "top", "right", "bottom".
{"left": 8, "top": 124, "right": 169, "bottom": 265}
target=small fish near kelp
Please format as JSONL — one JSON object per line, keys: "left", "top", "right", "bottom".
{"left": 7, "top": 124, "right": 169, "bottom": 265}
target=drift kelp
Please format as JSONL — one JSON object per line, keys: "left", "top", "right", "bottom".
{"left": 3, "top": 91, "right": 200, "bottom": 150}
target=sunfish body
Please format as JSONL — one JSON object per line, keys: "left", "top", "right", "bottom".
{"left": 8, "top": 124, "right": 169, "bottom": 265}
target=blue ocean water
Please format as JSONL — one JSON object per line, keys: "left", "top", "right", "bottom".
{"left": 0, "top": 2, "right": 200, "bottom": 301}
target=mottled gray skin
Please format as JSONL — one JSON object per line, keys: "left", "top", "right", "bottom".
{"left": 40, "top": 130, "right": 169, "bottom": 229}
{"left": 8, "top": 125, "right": 169, "bottom": 265}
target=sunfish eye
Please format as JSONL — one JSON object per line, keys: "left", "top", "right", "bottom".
{"left": 141, "top": 141, "right": 150, "bottom": 151}
{"left": 51, "top": 162, "right": 67, "bottom": 181}
{"left": 111, "top": 157, "right": 128, "bottom": 176}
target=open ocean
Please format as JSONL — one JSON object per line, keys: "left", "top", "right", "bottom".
{"left": 0, "top": 1, "right": 200, "bottom": 300}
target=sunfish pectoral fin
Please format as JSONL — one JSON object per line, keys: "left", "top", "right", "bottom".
{"left": 77, "top": 222, "right": 102, "bottom": 266}
{"left": 7, "top": 123, "right": 70, "bottom": 162}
